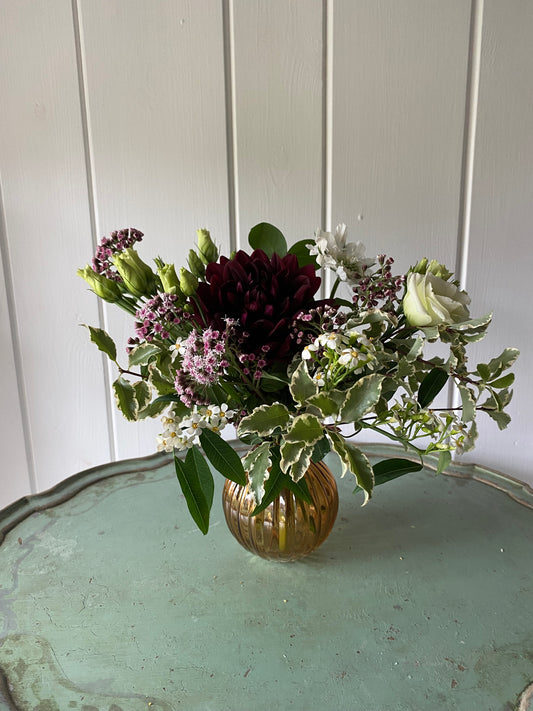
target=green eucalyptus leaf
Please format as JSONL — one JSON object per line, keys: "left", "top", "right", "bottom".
{"left": 199, "top": 428, "right": 246, "bottom": 486}
{"left": 113, "top": 376, "right": 138, "bottom": 421}
{"left": 128, "top": 343, "right": 161, "bottom": 367}
{"left": 287, "top": 239, "right": 319, "bottom": 268}
{"left": 174, "top": 447, "right": 214, "bottom": 535}
{"left": 237, "top": 402, "right": 291, "bottom": 437}
{"left": 248, "top": 222, "right": 287, "bottom": 257}
{"left": 339, "top": 374, "right": 384, "bottom": 423}
{"left": 84, "top": 325, "right": 117, "bottom": 362}
{"left": 417, "top": 368, "right": 448, "bottom": 408}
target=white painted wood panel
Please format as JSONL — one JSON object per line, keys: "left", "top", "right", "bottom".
{"left": 331, "top": 0, "right": 471, "bottom": 273}
{"left": 0, "top": 0, "right": 112, "bottom": 498}
{"left": 0, "top": 213, "right": 31, "bottom": 508}
{"left": 232, "top": 0, "right": 323, "bottom": 246}
{"left": 331, "top": 1, "right": 472, "bottom": 448}
{"left": 462, "top": 0, "right": 533, "bottom": 484}
{"left": 78, "top": 0, "right": 230, "bottom": 459}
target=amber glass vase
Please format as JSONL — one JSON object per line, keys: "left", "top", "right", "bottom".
{"left": 222, "top": 459, "right": 339, "bottom": 562}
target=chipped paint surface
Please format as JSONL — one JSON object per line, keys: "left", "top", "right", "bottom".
{"left": 0, "top": 446, "right": 532, "bottom": 710}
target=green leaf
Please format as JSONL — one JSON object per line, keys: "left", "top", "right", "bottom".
{"left": 199, "top": 428, "right": 246, "bottom": 486}
{"left": 405, "top": 335, "right": 424, "bottom": 362}
{"left": 339, "top": 374, "right": 384, "bottom": 422}
{"left": 251, "top": 452, "right": 285, "bottom": 515}
{"left": 237, "top": 402, "right": 291, "bottom": 437}
{"left": 437, "top": 450, "right": 452, "bottom": 475}
{"left": 148, "top": 364, "right": 175, "bottom": 396}
{"left": 311, "top": 436, "right": 331, "bottom": 463}
{"left": 486, "top": 409, "right": 512, "bottom": 431}
{"left": 458, "top": 383, "right": 476, "bottom": 423}
{"left": 243, "top": 442, "right": 272, "bottom": 505}
{"left": 284, "top": 413, "right": 324, "bottom": 446}
{"left": 489, "top": 373, "right": 515, "bottom": 389}
{"left": 284, "top": 474, "right": 312, "bottom": 504}
{"left": 84, "top": 325, "right": 117, "bottom": 362}
{"left": 133, "top": 380, "right": 151, "bottom": 411}
{"left": 287, "top": 238, "right": 319, "bottom": 268}
{"left": 417, "top": 368, "right": 448, "bottom": 408}
{"left": 280, "top": 440, "right": 305, "bottom": 473}
{"left": 137, "top": 398, "right": 169, "bottom": 420}
{"left": 174, "top": 447, "right": 214, "bottom": 535}
{"left": 370, "top": 458, "right": 423, "bottom": 488}
{"left": 328, "top": 433, "right": 374, "bottom": 503}
{"left": 487, "top": 347, "right": 520, "bottom": 376}
{"left": 287, "top": 446, "right": 314, "bottom": 483}
{"left": 289, "top": 361, "right": 318, "bottom": 404}
{"left": 248, "top": 222, "right": 287, "bottom": 257}
{"left": 113, "top": 376, "right": 138, "bottom": 421}
{"left": 306, "top": 391, "right": 344, "bottom": 418}
{"left": 128, "top": 343, "right": 161, "bottom": 367}
{"left": 476, "top": 363, "right": 491, "bottom": 380}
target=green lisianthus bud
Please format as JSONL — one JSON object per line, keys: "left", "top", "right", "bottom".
{"left": 412, "top": 258, "right": 428, "bottom": 274}
{"left": 158, "top": 263, "right": 182, "bottom": 296}
{"left": 179, "top": 267, "right": 199, "bottom": 297}
{"left": 197, "top": 229, "right": 218, "bottom": 264}
{"left": 188, "top": 249, "right": 206, "bottom": 278}
{"left": 77, "top": 265, "right": 123, "bottom": 303}
{"left": 426, "top": 259, "right": 453, "bottom": 281}
{"left": 113, "top": 248, "right": 156, "bottom": 297}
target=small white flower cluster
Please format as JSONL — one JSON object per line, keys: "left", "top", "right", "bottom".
{"left": 309, "top": 223, "right": 374, "bottom": 281}
{"left": 302, "top": 329, "right": 377, "bottom": 389}
{"left": 156, "top": 403, "right": 235, "bottom": 453}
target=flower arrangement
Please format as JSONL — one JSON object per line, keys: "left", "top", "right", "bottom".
{"left": 78, "top": 223, "right": 518, "bottom": 534}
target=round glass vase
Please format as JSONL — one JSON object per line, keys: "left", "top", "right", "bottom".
{"left": 222, "top": 459, "right": 339, "bottom": 562}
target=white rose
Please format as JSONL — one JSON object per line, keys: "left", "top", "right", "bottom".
{"left": 403, "top": 272, "right": 470, "bottom": 327}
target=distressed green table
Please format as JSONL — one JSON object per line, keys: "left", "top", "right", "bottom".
{"left": 1, "top": 444, "right": 532, "bottom": 711}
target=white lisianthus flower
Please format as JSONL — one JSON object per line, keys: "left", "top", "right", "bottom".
{"left": 309, "top": 223, "right": 375, "bottom": 281}
{"left": 403, "top": 271, "right": 470, "bottom": 327}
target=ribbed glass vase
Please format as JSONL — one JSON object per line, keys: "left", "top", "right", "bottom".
{"left": 222, "top": 459, "right": 339, "bottom": 562}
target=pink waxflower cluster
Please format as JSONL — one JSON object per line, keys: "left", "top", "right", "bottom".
{"left": 174, "top": 327, "right": 229, "bottom": 407}
{"left": 92, "top": 228, "right": 144, "bottom": 281}
{"left": 127, "top": 293, "right": 187, "bottom": 353}
{"left": 352, "top": 255, "right": 404, "bottom": 312}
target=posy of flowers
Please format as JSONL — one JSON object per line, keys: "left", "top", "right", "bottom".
{"left": 78, "top": 223, "right": 517, "bottom": 533}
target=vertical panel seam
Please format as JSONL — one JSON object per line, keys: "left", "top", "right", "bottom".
{"left": 72, "top": 0, "right": 117, "bottom": 461}
{"left": 321, "top": 0, "right": 334, "bottom": 298}
{"left": 449, "top": 0, "right": 484, "bottom": 419}
{"left": 0, "top": 178, "right": 38, "bottom": 494}
{"left": 222, "top": 0, "right": 240, "bottom": 252}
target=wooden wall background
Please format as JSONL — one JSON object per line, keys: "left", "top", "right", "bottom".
{"left": 1, "top": 0, "right": 531, "bottom": 508}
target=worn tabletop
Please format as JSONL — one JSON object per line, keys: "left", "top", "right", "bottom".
{"left": 0, "top": 444, "right": 532, "bottom": 711}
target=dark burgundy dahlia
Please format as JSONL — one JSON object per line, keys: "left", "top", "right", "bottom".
{"left": 193, "top": 249, "right": 323, "bottom": 363}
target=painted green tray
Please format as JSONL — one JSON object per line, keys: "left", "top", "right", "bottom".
{"left": 1, "top": 444, "right": 532, "bottom": 710}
